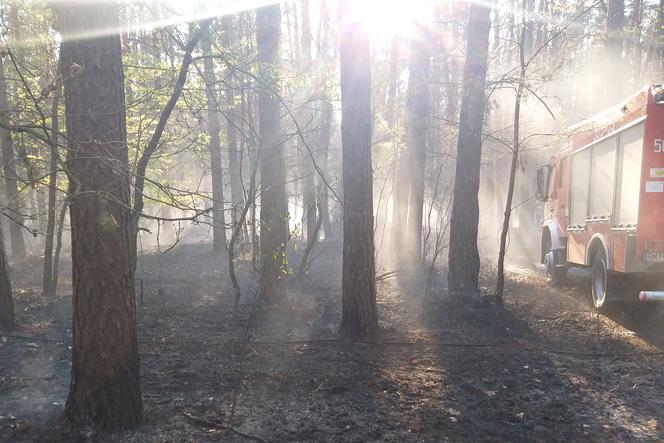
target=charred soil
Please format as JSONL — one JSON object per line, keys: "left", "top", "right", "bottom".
{"left": 1, "top": 241, "right": 663, "bottom": 441}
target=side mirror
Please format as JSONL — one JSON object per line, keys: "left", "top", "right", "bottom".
{"left": 535, "top": 165, "right": 552, "bottom": 202}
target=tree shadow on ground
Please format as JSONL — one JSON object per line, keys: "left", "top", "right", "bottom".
{"left": 3, "top": 242, "right": 664, "bottom": 441}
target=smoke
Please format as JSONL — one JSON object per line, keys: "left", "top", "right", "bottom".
{"left": 477, "top": 29, "right": 658, "bottom": 271}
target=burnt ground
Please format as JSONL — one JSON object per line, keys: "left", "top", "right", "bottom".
{"left": 1, "top": 240, "right": 664, "bottom": 442}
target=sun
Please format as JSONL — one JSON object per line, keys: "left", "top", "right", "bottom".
{"left": 347, "top": 0, "right": 434, "bottom": 40}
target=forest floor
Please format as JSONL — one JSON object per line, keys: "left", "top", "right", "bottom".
{"left": 1, "top": 240, "right": 664, "bottom": 442}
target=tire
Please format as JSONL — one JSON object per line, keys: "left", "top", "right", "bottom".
{"left": 591, "top": 248, "right": 611, "bottom": 312}
{"left": 544, "top": 249, "right": 567, "bottom": 286}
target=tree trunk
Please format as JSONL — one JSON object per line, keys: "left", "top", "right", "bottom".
{"left": 0, "top": 56, "right": 27, "bottom": 260}
{"left": 299, "top": 0, "right": 318, "bottom": 248}
{"left": 606, "top": 0, "right": 625, "bottom": 103}
{"left": 51, "top": 197, "right": 67, "bottom": 296}
{"left": 393, "top": 143, "right": 411, "bottom": 248}
{"left": 339, "top": 0, "right": 378, "bottom": 336}
{"left": 257, "top": 4, "right": 289, "bottom": 298}
{"left": 221, "top": 17, "right": 245, "bottom": 237}
{"left": 388, "top": 36, "right": 405, "bottom": 250}
{"left": 43, "top": 91, "right": 60, "bottom": 296}
{"left": 318, "top": 97, "right": 333, "bottom": 239}
{"left": 523, "top": 0, "right": 535, "bottom": 58}
{"left": 657, "top": 0, "right": 664, "bottom": 76}
{"left": 130, "top": 22, "right": 210, "bottom": 277}
{"left": 629, "top": 0, "right": 642, "bottom": 87}
{"left": 246, "top": 89, "right": 260, "bottom": 268}
{"left": 0, "top": 227, "right": 13, "bottom": 330}
{"left": 59, "top": 1, "right": 143, "bottom": 430}
{"left": 315, "top": 0, "right": 333, "bottom": 240}
{"left": 405, "top": 26, "right": 431, "bottom": 264}
{"left": 496, "top": 0, "right": 527, "bottom": 303}
{"left": 201, "top": 26, "right": 227, "bottom": 252}
{"left": 447, "top": 2, "right": 491, "bottom": 295}
{"left": 386, "top": 37, "right": 400, "bottom": 128}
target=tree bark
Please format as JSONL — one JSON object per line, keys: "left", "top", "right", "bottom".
{"left": 318, "top": 97, "right": 333, "bottom": 239}
{"left": 245, "top": 90, "right": 260, "bottom": 268}
{"left": 606, "top": 0, "right": 625, "bottom": 102}
{"left": 300, "top": 0, "right": 318, "bottom": 248}
{"left": 43, "top": 91, "right": 60, "bottom": 296}
{"left": 393, "top": 142, "right": 411, "bottom": 249}
{"left": 130, "top": 21, "right": 210, "bottom": 275}
{"left": 496, "top": 0, "right": 527, "bottom": 303}
{"left": 201, "top": 26, "right": 227, "bottom": 252}
{"left": 386, "top": 37, "right": 400, "bottom": 128}
{"left": 0, "top": 56, "right": 27, "bottom": 260}
{"left": 657, "top": 0, "right": 664, "bottom": 76}
{"left": 0, "top": 227, "right": 13, "bottom": 330}
{"left": 59, "top": 1, "right": 143, "bottom": 430}
{"left": 339, "top": 0, "right": 378, "bottom": 336}
{"left": 221, "top": 17, "right": 245, "bottom": 237}
{"left": 447, "top": 2, "right": 491, "bottom": 295}
{"left": 51, "top": 196, "right": 67, "bottom": 296}
{"left": 405, "top": 26, "right": 431, "bottom": 264}
{"left": 629, "top": 0, "right": 642, "bottom": 87}
{"left": 257, "top": 4, "right": 289, "bottom": 298}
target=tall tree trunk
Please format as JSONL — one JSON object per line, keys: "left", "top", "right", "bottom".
{"left": 0, "top": 56, "right": 27, "bottom": 260}
{"left": 393, "top": 142, "right": 411, "bottom": 247}
{"left": 442, "top": 50, "right": 458, "bottom": 120}
{"left": 534, "top": 0, "right": 548, "bottom": 51}
{"left": 339, "top": 0, "right": 378, "bottom": 336}
{"left": 315, "top": 0, "right": 333, "bottom": 240}
{"left": 496, "top": 0, "right": 527, "bottom": 303}
{"left": 201, "top": 26, "right": 227, "bottom": 252}
{"left": 36, "top": 177, "right": 46, "bottom": 235}
{"left": 221, "top": 16, "right": 244, "bottom": 237}
{"left": 386, "top": 37, "right": 401, "bottom": 128}
{"left": 390, "top": 42, "right": 408, "bottom": 252}
{"left": 657, "top": 0, "right": 664, "bottom": 76}
{"left": 405, "top": 26, "right": 431, "bottom": 264}
{"left": 387, "top": 36, "right": 404, "bottom": 247}
{"left": 51, "top": 197, "right": 68, "bottom": 296}
{"left": 246, "top": 89, "right": 260, "bottom": 267}
{"left": 523, "top": 0, "right": 535, "bottom": 58}
{"left": 629, "top": 0, "right": 642, "bottom": 87}
{"left": 59, "top": 2, "right": 143, "bottom": 430}
{"left": 43, "top": 92, "right": 60, "bottom": 296}
{"left": 606, "top": 0, "right": 625, "bottom": 102}
{"left": 300, "top": 0, "right": 318, "bottom": 247}
{"left": 318, "top": 97, "right": 333, "bottom": 239}
{"left": 447, "top": 2, "right": 491, "bottom": 295}
{"left": 0, "top": 228, "right": 13, "bottom": 330}
{"left": 130, "top": 22, "right": 210, "bottom": 277}
{"left": 257, "top": 4, "right": 288, "bottom": 298}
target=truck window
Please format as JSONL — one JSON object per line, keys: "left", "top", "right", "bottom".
{"left": 589, "top": 136, "right": 617, "bottom": 217}
{"left": 615, "top": 122, "right": 644, "bottom": 225}
{"left": 570, "top": 149, "right": 591, "bottom": 226}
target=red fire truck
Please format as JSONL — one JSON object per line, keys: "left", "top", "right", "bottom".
{"left": 536, "top": 85, "right": 664, "bottom": 311}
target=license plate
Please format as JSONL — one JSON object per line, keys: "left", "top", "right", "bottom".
{"left": 644, "top": 251, "right": 664, "bottom": 263}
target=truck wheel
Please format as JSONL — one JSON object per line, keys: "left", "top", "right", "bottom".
{"left": 544, "top": 249, "right": 566, "bottom": 286}
{"left": 591, "top": 249, "right": 611, "bottom": 312}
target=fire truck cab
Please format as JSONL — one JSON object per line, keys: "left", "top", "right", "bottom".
{"left": 536, "top": 85, "right": 664, "bottom": 311}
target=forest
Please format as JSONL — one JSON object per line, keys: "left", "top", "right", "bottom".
{"left": 1, "top": 0, "right": 664, "bottom": 440}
